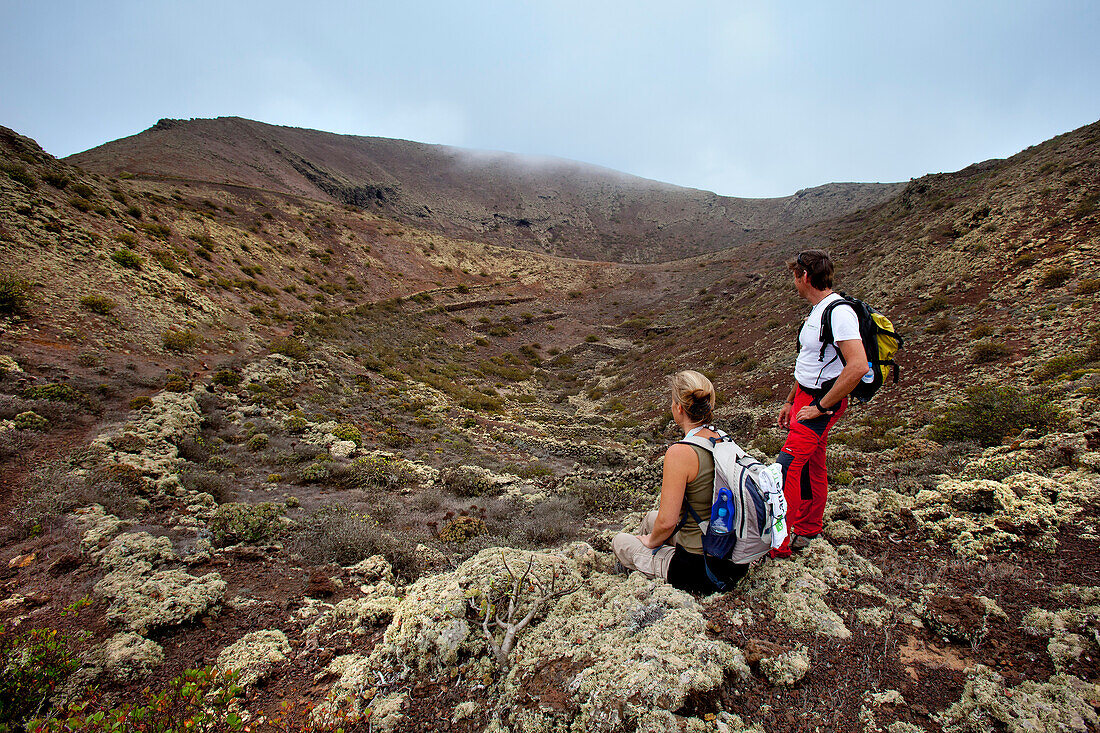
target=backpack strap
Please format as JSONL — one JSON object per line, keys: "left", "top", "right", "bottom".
{"left": 818, "top": 295, "right": 858, "bottom": 363}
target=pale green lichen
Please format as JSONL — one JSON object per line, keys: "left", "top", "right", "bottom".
{"left": 99, "top": 531, "right": 176, "bottom": 570}
{"left": 740, "top": 540, "right": 881, "bottom": 638}
{"left": 758, "top": 646, "right": 810, "bottom": 687}
{"left": 937, "top": 665, "right": 1100, "bottom": 732}
{"left": 95, "top": 561, "right": 226, "bottom": 634}
{"left": 103, "top": 632, "right": 164, "bottom": 680}
{"left": 317, "top": 546, "right": 748, "bottom": 733}
{"left": 216, "top": 630, "right": 290, "bottom": 688}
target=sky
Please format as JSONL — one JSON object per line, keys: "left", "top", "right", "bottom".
{"left": 1, "top": 0, "right": 1098, "bottom": 198}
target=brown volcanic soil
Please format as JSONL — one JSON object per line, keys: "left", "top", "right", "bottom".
{"left": 66, "top": 117, "right": 905, "bottom": 263}
{"left": 0, "top": 118, "right": 1099, "bottom": 732}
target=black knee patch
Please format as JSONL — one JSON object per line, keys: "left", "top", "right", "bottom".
{"left": 800, "top": 462, "right": 813, "bottom": 501}
{"left": 776, "top": 451, "right": 794, "bottom": 479}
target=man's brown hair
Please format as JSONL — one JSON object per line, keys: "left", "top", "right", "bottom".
{"left": 787, "top": 249, "right": 834, "bottom": 290}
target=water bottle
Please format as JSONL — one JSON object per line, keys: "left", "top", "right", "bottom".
{"left": 861, "top": 361, "right": 875, "bottom": 383}
{"left": 711, "top": 506, "right": 729, "bottom": 534}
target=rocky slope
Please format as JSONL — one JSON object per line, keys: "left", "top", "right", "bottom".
{"left": 66, "top": 117, "right": 905, "bottom": 263}
{"left": 0, "top": 118, "right": 1098, "bottom": 733}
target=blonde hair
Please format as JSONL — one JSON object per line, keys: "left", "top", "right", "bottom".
{"left": 668, "top": 370, "right": 715, "bottom": 423}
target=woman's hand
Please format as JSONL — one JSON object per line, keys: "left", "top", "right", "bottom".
{"left": 637, "top": 532, "right": 658, "bottom": 549}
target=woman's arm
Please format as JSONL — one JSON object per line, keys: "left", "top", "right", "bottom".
{"left": 639, "top": 443, "right": 697, "bottom": 549}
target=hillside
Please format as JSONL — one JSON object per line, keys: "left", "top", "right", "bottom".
{"left": 66, "top": 117, "right": 905, "bottom": 263}
{"left": 1, "top": 118, "right": 1099, "bottom": 733}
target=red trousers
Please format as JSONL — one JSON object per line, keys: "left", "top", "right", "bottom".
{"left": 772, "top": 385, "right": 846, "bottom": 557}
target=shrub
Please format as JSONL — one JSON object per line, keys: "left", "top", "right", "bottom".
{"left": 568, "top": 476, "right": 644, "bottom": 514}
{"left": 115, "top": 231, "right": 136, "bottom": 246}
{"left": 0, "top": 627, "right": 82, "bottom": 728}
{"left": 270, "top": 336, "right": 308, "bottom": 359}
{"left": 41, "top": 171, "right": 69, "bottom": 188}
{"left": 179, "top": 468, "right": 231, "bottom": 503}
{"left": 331, "top": 455, "right": 417, "bottom": 491}
{"left": 506, "top": 497, "right": 584, "bottom": 547}
{"left": 2, "top": 163, "right": 36, "bottom": 189}
{"left": 79, "top": 293, "right": 117, "bottom": 315}
{"left": 141, "top": 222, "right": 172, "bottom": 241}
{"left": 207, "top": 502, "right": 283, "bottom": 546}
{"left": 332, "top": 422, "right": 362, "bottom": 446}
{"left": 439, "top": 465, "right": 499, "bottom": 497}
{"left": 0, "top": 272, "right": 31, "bottom": 316}
{"left": 211, "top": 369, "right": 242, "bottom": 387}
{"left": 969, "top": 324, "right": 994, "bottom": 339}
{"left": 163, "top": 328, "right": 198, "bottom": 352}
{"left": 924, "top": 316, "right": 950, "bottom": 334}
{"left": 929, "top": 384, "right": 1059, "bottom": 447}
{"left": 289, "top": 504, "right": 423, "bottom": 579}
{"left": 22, "top": 383, "right": 83, "bottom": 403}
{"left": 438, "top": 515, "right": 487, "bottom": 543}
{"left": 1039, "top": 266, "right": 1073, "bottom": 289}
{"left": 919, "top": 293, "right": 949, "bottom": 313}
{"left": 129, "top": 395, "right": 153, "bottom": 410}
{"left": 1031, "top": 354, "right": 1084, "bottom": 383}
{"left": 971, "top": 340, "right": 1010, "bottom": 364}
{"left": 246, "top": 433, "right": 269, "bottom": 451}
{"left": 68, "top": 196, "right": 92, "bottom": 212}
{"left": 13, "top": 410, "right": 48, "bottom": 430}
{"left": 151, "top": 249, "right": 179, "bottom": 272}
{"left": 1074, "top": 278, "right": 1100, "bottom": 295}
{"left": 110, "top": 248, "right": 143, "bottom": 270}
{"left": 299, "top": 462, "right": 331, "bottom": 483}
{"left": 32, "top": 667, "right": 243, "bottom": 733}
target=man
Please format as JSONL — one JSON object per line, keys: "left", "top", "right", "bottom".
{"left": 772, "top": 249, "right": 867, "bottom": 558}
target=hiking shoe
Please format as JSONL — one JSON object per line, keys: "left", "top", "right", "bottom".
{"left": 790, "top": 533, "right": 820, "bottom": 552}
{"left": 613, "top": 560, "right": 628, "bottom": 575}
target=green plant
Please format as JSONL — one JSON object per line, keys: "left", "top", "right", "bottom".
{"left": 22, "top": 383, "right": 84, "bottom": 403}
{"left": 299, "top": 462, "right": 331, "bottom": 483}
{"left": 971, "top": 340, "right": 1010, "bottom": 364}
{"left": 269, "top": 336, "right": 308, "bottom": 359}
{"left": 207, "top": 502, "right": 284, "bottom": 546}
{"left": 0, "top": 273, "right": 31, "bottom": 316}
{"left": 929, "top": 384, "right": 1059, "bottom": 447}
{"left": 128, "top": 396, "right": 153, "bottom": 410}
{"left": 918, "top": 293, "right": 949, "bottom": 313}
{"left": 1031, "top": 354, "right": 1084, "bottom": 383}
{"left": 31, "top": 667, "right": 243, "bottom": 733}
{"left": 162, "top": 328, "right": 198, "bottom": 352}
{"left": 211, "top": 369, "right": 242, "bottom": 387}
{"left": 0, "top": 627, "right": 82, "bottom": 728}
{"left": 2, "top": 163, "right": 36, "bottom": 189}
{"left": 13, "top": 411, "right": 48, "bottom": 431}
{"left": 439, "top": 465, "right": 498, "bottom": 497}
{"left": 150, "top": 249, "right": 179, "bottom": 272}
{"left": 1039, "top": 266, "right": 1073, "bottom": 289}
{"left": 110, "top": 248, "right": 143, "bottom": 270}
{"left": 79, "top": 294, "right": 117, "bottom": 315}
{"left": 332, "top": 422, "right": 362, "bottom": 446}
{"left": 246, "top": 433, "right": 269, "bottom": 451}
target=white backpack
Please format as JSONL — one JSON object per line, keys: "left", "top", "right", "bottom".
{"left": 678, "top": 427, "right": 788, "bottom": 568}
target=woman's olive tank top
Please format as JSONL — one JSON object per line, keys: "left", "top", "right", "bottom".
{"left": 676, "top": 444, "right": 714, "bottom": 555}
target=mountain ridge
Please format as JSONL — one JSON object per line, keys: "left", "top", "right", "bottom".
{"left": 67, "top": 116, "right": 906, "bottom": 263}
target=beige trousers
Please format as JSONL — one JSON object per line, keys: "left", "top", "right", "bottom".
{"left": 612, "top": 510, "right": 678, "bottom": 580}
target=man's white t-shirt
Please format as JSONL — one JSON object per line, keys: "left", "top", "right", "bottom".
{"left": 794, "top": 293, "right": 862, "bottom": 389}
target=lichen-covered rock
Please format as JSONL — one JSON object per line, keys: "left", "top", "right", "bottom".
{"left": 758, "top": 646, "right": 810, "bottom": 687}
{"left": 99, "top": 531, "right": 177, "bottom": 570}
{"left": 937, "top": 665, "right": 1100, "bottom": 732}
{"left": 216, "top": 630, "right": 291, "bottom": 688}
{"left": 310, "top": 654, "right": 374, "bottom": 726}
{"left": 740, "top": 540, "right": 880, "bottom": 638}
{"left": 90, "top": 391, "right": 202, "bottom": 494}
{"left": 368, "top": 692, "right": 407, "bottom": 733}
{"left": 329, "top": 439, "right": 357, "bottom": 459}
{"left": 913, "top": 470, "right": 1100, "bottom": 560}
{"left": 345, "top": 555, "right": 395, "bottom": 585}
{"left": 336, "top": 547, "right": 749, "bottom": 733}
{"left": 95, "top": 562, "right": 226, "bottom": 634}
{"left": 104, "top": 632, "right": 164, "bottom": 680}
{"left": 75, "top": 505, "right": 126, "bottom": 554}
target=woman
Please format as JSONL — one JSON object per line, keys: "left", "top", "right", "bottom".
{"left": 611, "top": 370, "right": 749, "bottom": 594}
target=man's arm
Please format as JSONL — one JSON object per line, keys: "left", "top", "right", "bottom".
{"left": 794, "top": 338, "right": 867, "bottom": 421}
{"left": 777, "top": 383, "right": 798, "bottom": 427}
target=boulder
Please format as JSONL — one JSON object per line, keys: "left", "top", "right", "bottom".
{"left": 104, "top": 632, "right": 164, "bottom": 680}
{"left": 216, "top": 630, "right": 291, "bottom": 688}
{"left": 95, "top": 563, "right": 226, "bottom": 635}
